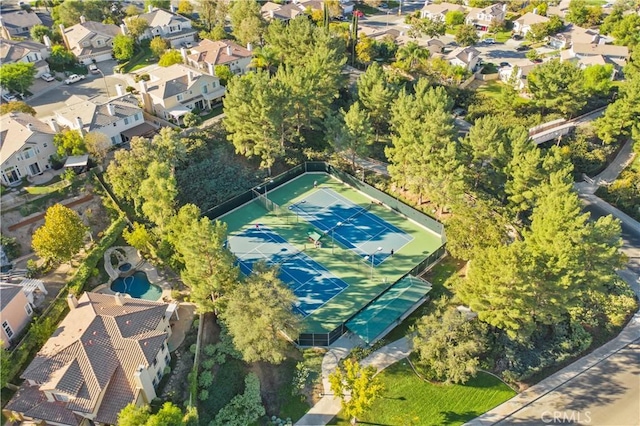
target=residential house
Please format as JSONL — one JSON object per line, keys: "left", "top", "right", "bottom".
{"left": 465, "top": 3, "right": 506, "bottom": 31}
{"left": 420, "top": 2, "right": 466, "bottom": 21}
{"left": 548, "top": 24, "right": 600, "bottom": 49}
{"left": 186, "top": 39, "right": 252, "bottom": 78}
{"left": 562, "top": 42, "right": 629, "bottom": 69}
{"left": 61, "top": 17, "right": 121, "bottom": 64}
{"left": 447, "top": 46, "right": 480, "bottom": 71}
{"left": 261, "top": 1, "right": 304, "bottom": 22}
{"left": 513, "top": 12, "right": 550, "bottom": 35}
{"left": 3, "top": 292, "right": 177, "bottom": 426}
{"left": 0, "top": 112, "right": 57, "bottom": 186}
{"left": 132, "top": 6, "right": 196, "bottom": 48}
{"left": 0, "top": 39, "right": 51, "bottom": 78}
{"left": 138, "top": 64, "right": 226, "bottom": 124}
{"left": 53, "top": 91, "right": 149, "bottom": 146}
{"left": 340, "top": 1, "right": 354, "bottom": 15}
{"left": 499, "top": 59, "right": 540, "bottom": 90}
{"left": 0, "top": 283, "right": 34, "bottom": 349}
{"left": 0, "top": 10, "right": 43, "bottom": 39}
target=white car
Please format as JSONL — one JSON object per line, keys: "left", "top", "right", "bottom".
{"left": 1, "top": 92, "right": 18, "bottom": 102}
{"left": 41, "top": 72, "right": 55, "bottom": 82}
{"left": 88, "top": 64, "right": 100, "bottom": 74}
{"left": 64, "top": 74, "right": 86, "bottom": 85}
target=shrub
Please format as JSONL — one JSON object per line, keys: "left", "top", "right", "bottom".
{"left": 198, "top": 389, "right": 209, "bottom": 401}
{"left": 199, "top": 370, "right": 214, "bottom": 388}
{"left": 0, "top": 235, "right": 20, "bottom": 260}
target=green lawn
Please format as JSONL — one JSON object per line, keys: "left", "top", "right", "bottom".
{"left": 121, "top": 44, "right": 156, "bottom": 73}
{"left": 477, "top": 80, "right": 529, "bottom": 106}
{"left": 25, "top": 178, "right": 69, "bottom": 195}
{"left": 329, "top": 361, "right": 516, "bottom": 425}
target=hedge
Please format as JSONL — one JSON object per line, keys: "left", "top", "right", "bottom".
{"left": 2, "top": 216, "right": 127, "bottom": 388}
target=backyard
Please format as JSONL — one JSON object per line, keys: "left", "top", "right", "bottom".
{"left": 329, "top": 361, "right": 516, "bottom": 425}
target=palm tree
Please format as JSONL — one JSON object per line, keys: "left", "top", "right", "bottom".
{"left": 249, "top": 47, "right": 279, "bottom": 75}
{"left": 396, "top": 42, "right": 430, "bottom": 72}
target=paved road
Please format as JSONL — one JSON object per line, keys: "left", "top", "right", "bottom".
{"left": 30, "top": 61, "right": 129, "bottom": 119}
{"left": 495, "top": 340, "right": 640, "bottom": 426}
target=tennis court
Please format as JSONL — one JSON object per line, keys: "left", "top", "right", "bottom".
{"left": 289, "top": 188, "right": 413, "bottom": 266}
{"left": 229, "top": 225, "right": 349, "bottom": 317}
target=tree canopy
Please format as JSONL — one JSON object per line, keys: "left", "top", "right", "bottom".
{"left": 113, "top": 34, "right": 135, "bottom": 61}
{"left": 32, "top": 204, "right": 88, "bottom": 265}
{"left": 329, "top": 358, "right": 384, "bottom": 425}
{"left": 0, "top": 101, "right": 36, "bottom": 116}
{"left": 0, "top": 62, "right": 37, "bottom": 94}
{"left": 527, "top": 59, "right": 586, "bottom": 116}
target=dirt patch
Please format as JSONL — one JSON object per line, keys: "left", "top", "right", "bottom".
{"left": 201, "top": 312, "right": 221, "bottom": 346}
{"left": 7, "top": 194, "right": 93, "bottom": 231}
{"left": 2, "top": 185, "right": 110, "bottom": 259}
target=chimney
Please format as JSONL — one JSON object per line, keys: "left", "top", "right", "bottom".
{"left": 139, "top": 80, "right": 147, "bottom": 93}
{"left": 133, "top": 365, "right": 157, "bottom": 403}
{"left": 49, "top": 119, "right": 60, "bottom": 133}
{"left": 80, "top": 15, "right": 86, "bottom": 24}
{"left": 75, "top": 117, "right": 84, "bottom": 135}
{"left": 533, "top": 7, "right": 538, "bottom": 14}
{"left": 180, "top": 47, "right": 188, "bottom": 63}
{"left": 26, "top": 123, "right": 34, "bottom": 131}
{"left": 187, "top": 70, "right": 194, "bottom": 84}
{"left": 43, "top": 35, "right": 51, "bottom": 48}
{"left": 107, "top": 103, "right": 115, "bottom": 116}
{"left": 120, "top": 23, "right": 127, "bottom": 35}
{"left": 115, "top": 84, "right": 124, "bottom": 97}
{"left": 207, "top": 62, "right": 214, "bottom": 76}
{"left": 170, "top": 4, "right": 176, "bottom": 13}
{"left": 148, "top": 4, "right": 153, "bottom": 13}
{"left": 67, "top": 294, "right": 78, "bottom": 310}
{"left": 59, "top": 24, "right": 69, "bottom": 49}
{"left": 226, "top": 45, "right": 232, "bottom": 56}
{"left": 247, "top": 43, "right": 253, "bottom": 52}
{"left": 115, "top": 292, "right": 126, "bottom": 306}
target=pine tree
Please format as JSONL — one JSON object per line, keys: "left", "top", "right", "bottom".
{"left": 357, "top": 62, "right": 396, "bottom": 139}
{"left": 337, "top": 102, "right": 374, "bottom": 169}
{"left": 139, "top": 161, "right": 177, "bottom": 230}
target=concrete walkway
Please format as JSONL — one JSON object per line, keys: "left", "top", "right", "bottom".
{"left": 295, "top": 335, "right": 412, "bottom": 426}
{"left": 575, "top": 138, "right": 636, "bottom": 195}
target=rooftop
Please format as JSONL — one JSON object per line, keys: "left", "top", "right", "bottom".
{"left": 0, "top": 38, "right": 47, "bottom": 64}
{"left": 188, "top": 39, "right": 252, "bottom": 67}
{"left": 0, "top": 113, "right": 55, "bottom": 163}
{"left": 0, "top": 10, "right": 43, "bottom": 31}
{"left": 54, "top": 94, "right": 142, "bottom": 132}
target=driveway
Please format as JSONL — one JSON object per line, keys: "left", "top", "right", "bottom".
{"left": 30, "top": 60, "right": 129, "bottom": 119}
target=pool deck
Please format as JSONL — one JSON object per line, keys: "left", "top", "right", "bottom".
{"left": 97, "top": 246, "right": 173, "bottom": 302}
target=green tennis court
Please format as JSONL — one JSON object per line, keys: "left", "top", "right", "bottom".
{"left": 220, "top": 172, "right": 444, "bottom": 345}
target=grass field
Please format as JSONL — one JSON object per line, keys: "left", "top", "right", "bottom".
{"left": 220, "top": 173, "right": 443, "bottom": 335}
{"left": 329, "top": 361, "right": 516, "bottom": 426}
{"left": 477, "top": 80, "right": 530, "bottom": 106}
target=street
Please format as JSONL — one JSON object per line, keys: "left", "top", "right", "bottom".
{"left": 29, "top": 60, "right": 129, "bottom": 119}
{"left": 496, "top": 340, "right": 640, "bottom": 426}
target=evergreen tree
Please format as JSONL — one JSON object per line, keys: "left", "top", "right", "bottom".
{"left": 357, "top": 62, "right": 396, "bottom": 139}
{"left": 230, "top": 0, "right": 265, "bottom": 46}
{"left": 139, "top": 161, "right": 177, "bottom": 229}
{"left": 527, "top": 60, "right": 587, "bottom": 116}
{"left": 221, "top": 262, "right": 300, "bottom": 364}
{"left": 336, "top": 102, "right": 375, "bottom": 169}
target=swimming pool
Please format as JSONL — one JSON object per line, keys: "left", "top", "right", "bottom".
{"left": 110, "top": 271, "right": 162, "bottom": 301}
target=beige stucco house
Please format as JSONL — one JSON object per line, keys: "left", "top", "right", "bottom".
{"left": 186, "top": 39, "right": 253, "bottom": 78}
{"left": 0, "top": 112, "right": 57, "bottom": 186}
{"left": 131, "top": 6, "right": 197, "bottom": 48}
{"left": 420, "top": 2, "right": 466, "bottom": 21}
{"left": 0, "top": 38, "right": 51, "bottom": 78}
{"left": 513, "top": 12, "right": 550, "bottom": 36}
{"left": 3, "top": 292, "right": 177, "bottom": 426}
{"left": 0, "top": 283, "right": 34, "bottom": 349}
{"left": 138, "top": 63, "right": 226, "bottom": 124}
{"left": 0, "top": 9, "right": 43, "bottom": 39}
{"left": 465, "top": 3, "right": 506, "bottom": 31}
{"left": 61, "top": 17, "right": 121, "bottom": 65}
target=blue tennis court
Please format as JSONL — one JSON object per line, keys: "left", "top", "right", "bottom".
{"left": 228, "top": 225, "right": 349, "bottom": 317}
{"left": 289, "top": 188, "right": 413, "bottom": 266}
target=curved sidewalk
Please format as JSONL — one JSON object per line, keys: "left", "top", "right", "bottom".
{"left": 295, "top": 335, "right": 412, "bottom": 426}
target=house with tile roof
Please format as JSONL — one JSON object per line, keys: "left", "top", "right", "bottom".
{"left": 3, "top": 292, "right": 177, "bottom": 426}
{"left": 0, "top": 38, "right": 51, "bottom": 78}
{"left": 131, "top": 6, "right": 196, "bottom": 48}
{"left": 563, "top": 42, "right": 629, "bottom": 69}
{"left": 0, "top": 283, "right": 34, "bottom": 349}
{"left": 186, "top": 39, "right": 253, "bottom": 78}
{"left": 548, "top": 24, "right": 600, "bottom": 49}
{"left": 261, "top": 1, "right": 304, "bottom": 22}
{"left": 0, "top": 9, "right": 43, "bottom": 39}
{"left": 513, "top": 12, "right": 550, "bottom": 36}
{"left": 53, "top": 93, "right": 147, "bottom": 146}
{"left": 465, "top": 3, "right": 506, "bottom": 31}
{"left": 60, "top": 17, "right": 121, "bottom": 65}
{"left": 138, "top": 63, "right": 225, "bottom": 124}
{"left": 0, "top": 112, "right": 57, "bottom": 186}
{"left": 420, "top": 2, "right": 466, "bottom": 21}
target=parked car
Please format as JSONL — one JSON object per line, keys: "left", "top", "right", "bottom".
{"left": 483, "top": 38, "right": 495, "bottom": 44}
{"left": 88, "top": 64, "right": 100, "bottom": 74}
{"left": 499, "top": 62, "right": 510, "bottom": 68}
{"left": 1, "top": 92, "right": 18, "bottom": 102}
{"left": 512, "top": 34, "right": 523, "bottom": 40}
{"left": 64, "top": 74, "right": 85, "bottom": 84}
{"left": 516, "top": 45, "right": 531, "bottom": 52}
{"left": 41, "top": 72, "right": 55, "bottom": 82}
{"left": 353, "top": 10, "right": 364, "bottom": 18}
{"left": 182, "top": 41, "right": 193, "bottom": 48}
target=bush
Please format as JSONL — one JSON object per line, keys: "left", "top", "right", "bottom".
{"left": 0, "top": 235, "right": 20, "bottom": 260}
{"left": 199, "top": 370, "right": 214, "bottom": 388}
